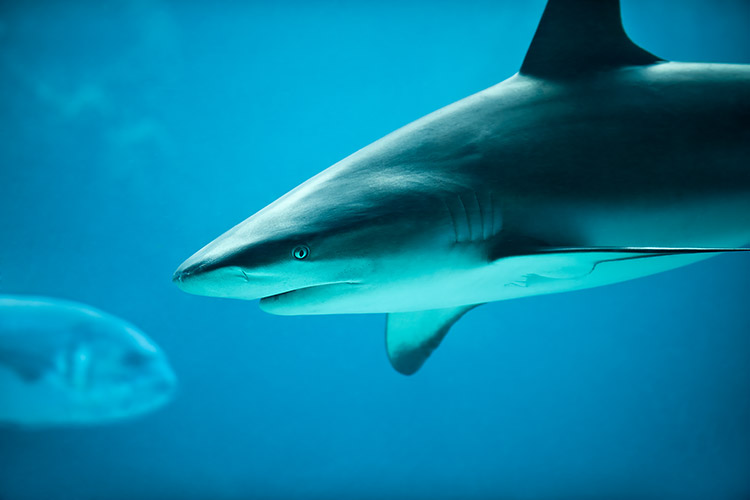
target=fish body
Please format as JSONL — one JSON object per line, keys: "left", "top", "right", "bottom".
{"left": 0, "top": 296, "right": 176, "bottom": 427}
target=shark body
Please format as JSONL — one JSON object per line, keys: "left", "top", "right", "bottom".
{"left": 174, "top": 0, "right": 750, "bottom": 374}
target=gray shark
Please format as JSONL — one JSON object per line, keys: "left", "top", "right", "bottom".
{"left": 174, "top": 0, "right": 750, "bottom": 375}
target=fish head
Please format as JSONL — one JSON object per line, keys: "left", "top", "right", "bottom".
{"left": 59, "top": 313, "right": 177, "bottom": 423}
{"left": 173, "top": 161, "right": 477, "bottom": 314}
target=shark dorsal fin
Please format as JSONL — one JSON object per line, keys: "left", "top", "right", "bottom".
{"left": 520, "top": 0, "right": 662, "bottom": 79}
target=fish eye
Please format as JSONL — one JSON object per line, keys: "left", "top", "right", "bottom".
{"left": 122, "top": 351, "right": 149, "bottom": 368}
{"left": 292, "top": 245, "right": 310, "bottom": 260}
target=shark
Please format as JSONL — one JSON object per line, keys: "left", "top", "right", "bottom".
{"left": 173, "top": 0, "right": 750, "bottom": 375}
{"left": 0, "top": 296, "right": 176, "bottom": 427}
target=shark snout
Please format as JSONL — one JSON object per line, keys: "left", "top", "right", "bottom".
{"left": 172, "top": 239, "right": 234, "bottom": 285}
{"left": 172, "top": 260, "right": 247, "bottom": 298}
{"left": 172, "top": 261, "right": 203, "bottom": 284}
{"left": 171, "top": 245, "right": 229, "bottom": 291}
{"left": 172, "top": 247, "right": 286, "bottom": 300}
{"left": 172, "top": 256, "right": 213, "bottom": 285}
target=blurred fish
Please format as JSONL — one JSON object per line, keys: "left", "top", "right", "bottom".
{"left": 0, "top": 296, "right": 176, "bottom": 428}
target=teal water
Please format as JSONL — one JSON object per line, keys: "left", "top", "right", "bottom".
{"left": 1, "top": 1, "right": 749, "bottom": 498}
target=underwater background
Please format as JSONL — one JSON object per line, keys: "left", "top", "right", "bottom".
{"left": 1, "top": 0, "right": 749, "bottom": 498}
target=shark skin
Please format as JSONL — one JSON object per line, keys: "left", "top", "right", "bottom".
{"left": 174, "top": 0, "right": 750, "bottom": 375}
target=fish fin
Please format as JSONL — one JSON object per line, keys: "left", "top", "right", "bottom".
{"left": 520, "top": 0, "right": 662, "bottom": 79}
{"left": 386, "top": 305, "right": 480, "bottom": 376}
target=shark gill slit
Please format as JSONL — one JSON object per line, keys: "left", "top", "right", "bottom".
{"left": 466, "top": 191, "right": 484, "bottom": 242}
{"left": 492, "top": 192, "right": 503, "bottom": 236}
{"left": 478, "top": 191, "right": 497, "bottom": 241}
{"left": 489, "top": 192, "right": 495, "bottom": 237}
{"left": 442, "top": 198, "right": 459, "bottom": 243}
{"left": 456, "top": 194, "right": 472, "bottom": 242}
{"left": 473, "top": 191, "right": 486, "bottom": 241}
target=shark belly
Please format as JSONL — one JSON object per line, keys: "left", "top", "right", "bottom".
{"left": 481, "top": 192, "right": 750, "bottom": 301}
{"left": 258, "top": 251, "right": 707, "bottom": 315}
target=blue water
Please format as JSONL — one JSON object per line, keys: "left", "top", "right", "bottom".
{"left": 1, "top": 1, "right": 749, "bottom": 499}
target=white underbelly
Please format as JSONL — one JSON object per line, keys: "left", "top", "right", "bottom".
{"left": 265, "top": 250, "right": 720, "bottom": 315}
{"left": 472, "top": 251, "right": 715, "bottom": 305}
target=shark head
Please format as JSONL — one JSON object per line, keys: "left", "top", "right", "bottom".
{"left": 173, "top": 156, "right": 486, "bottom": 315}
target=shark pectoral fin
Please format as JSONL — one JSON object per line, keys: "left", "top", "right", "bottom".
{"left": 386, "top": 305, "right": 479, "bottom": 376}
{"left": 520, "top": 0, "right": 662, "bottom": 79}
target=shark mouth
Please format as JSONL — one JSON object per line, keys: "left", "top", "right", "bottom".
{"left": 259, "top": 281, "right": 360, "bottom": 313}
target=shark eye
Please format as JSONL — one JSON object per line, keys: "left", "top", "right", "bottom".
{"left": 292, "top": 245, "right": 310, "bottom": 260}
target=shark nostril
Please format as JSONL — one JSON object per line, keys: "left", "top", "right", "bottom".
{"left": 172, "top": 267, "right": 193, "bottom": 283}
{"left": 172, "top": 261, "right": 208, "bottom": 283}
{"left": 172, "top": 267, "right": 196, "bottom": 284}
